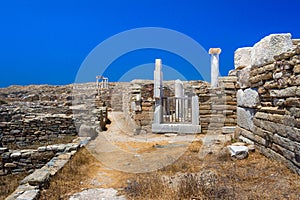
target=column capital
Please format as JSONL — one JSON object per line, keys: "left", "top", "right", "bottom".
{"left": 209, "top": 48, "right": 222, "bottom": 55}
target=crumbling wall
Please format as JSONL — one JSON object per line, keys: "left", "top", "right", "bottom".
{"left": 0, "top": 142, "right": 80, "bottom": 174}
{"left": 0, "top": 85, "right": 77, "bottom": 148}
{"left": 123, "top": 79, "right": 237, "bottom": 134}
{"left": 0, "top": 113, "right": 76, "bottom": 147}
{"left": 235, "top": 33, "right": 300, "bottom": 174}
{"left": 193, "top": 77, "right": 237, "bottom": 134}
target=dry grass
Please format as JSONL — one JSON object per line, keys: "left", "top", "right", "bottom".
{"left": 36, "top": 139, "right": 300, "bottom": 200}
{"left": 124, "top": 140, "right": 300, "bottom": 200}
{"left": 0, "top": 172, "right": 29, "bottom": 199}
{"left": 39, "top": 147, "right": 98, "bottom": 200}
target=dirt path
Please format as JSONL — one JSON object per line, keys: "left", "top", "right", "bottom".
{"left": 68, "top": 111, "right": 203, "bottom": 199}
{"left": 86, "top": 111, "right": 200, "bottom": 173}
{"left": 42, "top": 111, "right": 300, "bottom": 199}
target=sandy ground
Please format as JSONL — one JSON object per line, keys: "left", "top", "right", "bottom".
{"left": 66, "top": 111, "right": 231, "bottom": 199}
{"left": 39, "top": 111, "right": 300, "bottom": 199}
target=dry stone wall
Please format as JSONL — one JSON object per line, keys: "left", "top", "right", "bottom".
{"left": 119, "top": 79, "right": 238, "bottom": 134}
{"left": 235, "top": 33, "right": 300, "bottom": 174}
{"left": 0, "top": 85, "right": 76, "bottom": 148}
{"left": 0, "top": 84, "right": 108, "bottom": 178}
{"left": 5, "top": 137, "right": 90, "bottom": 200}
{"left": 0, "top": 142, "right": 80, "bottom": 174}
{"left": 193, "top": 77, "right": 237, "bottom": 133}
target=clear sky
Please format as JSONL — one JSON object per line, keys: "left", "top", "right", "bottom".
{"left": 0, "top": 0, "right": 300, "bottom": 87}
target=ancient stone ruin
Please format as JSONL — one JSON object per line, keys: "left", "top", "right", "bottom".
{"left": 235, "top": 33, "right": 300, "bottom": 174}
{"left": 1, "top": 32, "right": 300, "bottom": 200}
{"left": 152, "top": 59, "right": 201, "bottom": 134}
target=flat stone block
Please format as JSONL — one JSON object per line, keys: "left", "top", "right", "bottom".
{"left": 21, "top": 168, "right": 50, "bottom": 188}
{"left": 270, "top": 86, "right": 297, "bottom": 97}
{"left": 234, "top": 47, "right": 252, "bottom": 69}
{"left": 237, "top": 107, "right": 255, "bottom": 131}
{"left": 251, "top": 33, "right": 293, "bottom": 67}
{"left": 228, "top": 145, "right": 249, "bottom": 160}
{"left": 16, "top": 189, "right": 39, "bottom": 200}
{"left": 222, "top": 126, "right": 236, "bottom": 134}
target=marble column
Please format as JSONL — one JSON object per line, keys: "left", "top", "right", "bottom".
{"left": 175, "top": 79, "right": 184, "bottom": 122}
{"left": 192, "top": 95, "right": 199, "bottom": 125}
{"left": 209, "top": 48, "right": 222, "bottom": 88}
{"left": 153, "top": 59, "right": 163, "bottom": 124}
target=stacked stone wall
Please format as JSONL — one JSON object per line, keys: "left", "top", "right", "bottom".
{"left": 122, "top": 79, "right": 238, "bottom": 134}
{"left": 235, "top": 33, "right": 300, "bottom": 174}
{"left": 193, "top": 77, "right": 237, "bottom": 133}
{"left": 0, "top": 113, "right": 76, "bottom": 147}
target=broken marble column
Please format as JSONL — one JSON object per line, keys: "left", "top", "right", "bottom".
{"left": 209, "top": 48, "right": 222, "bottom": 88}
{"left": 192, "top": 96, "right": 199, "bottom": 125}
{"left": 153, "top": 59, "right": 163, "bottom": 124}
{"left": 175, "top": 79, "right": 184, "bottom": 121}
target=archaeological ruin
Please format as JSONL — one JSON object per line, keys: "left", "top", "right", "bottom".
{"left": 1, "top": 33, "right": 300, "bottom": 199}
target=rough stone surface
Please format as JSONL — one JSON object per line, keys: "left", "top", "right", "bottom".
{"left": 270, "top": 86, "right": 297, "bottom": 97}
{"left": 5, "top": 137, "right": 90, "bottom": 200}
{"left": 228, "top": 145, "right": 249, "bottom": 160}
{"left": 222, "top": 126, "right": 236, "bottom": 134}
{"left": 237, "top": 107, "right": 255, "bottom": 131}
{"left": 69, "top": 188, "right": 126, "bottom": 200}
{"left": 237, "top": 88, "right": 260, "bottom": 108}
{"left": 237, "top": 66, "right": 251, "bottom": 89}
{"left": 15, "top": 189, "right": 39, "bottom": 200}
{"left": 21, "top": 168, "right": 50, "bottom": 187}
{"left": 251, "top": 33, "right": 293, "bottom": 67}
{"left": 234, "top": 47, "right": 252, "bottom": 69}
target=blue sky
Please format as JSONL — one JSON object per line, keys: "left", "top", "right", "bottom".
{"left": 0, "top": 0, "right": 300, "bottom": 87}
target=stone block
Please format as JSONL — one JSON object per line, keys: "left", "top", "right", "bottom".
{"left": 251, "top": 33, "right": 293, "bottom": 67}
{"left": 238, "top": 126, "right": 265, "bottom": 146}
{"left": 259, "top": 107, "right": 286, "bottom": 115}
{"left": 254, "top": 118, "right": 300, "bottom": 143}
{"left": 211, "top": 105, "right": 236, "bottom": 111}
{"left": 222, "top": 126, "right": 236, "bottom": 134}
{"left": 289, "top": 107, "right": 300, "bottom": 118}
{"left": 4, "top": 163, "right": 17, "bottom": 168}
{"left": 256, "top": 144, "right": 300, "bottom": 175}
{"left": 11, "top": 152, "right": 22, "bottom": 158}
{"left": 288, "top": 75, "right": 300, "bottom": 86}
{"left": 273, "top": 134, "right": 295, "bottom": 152}
{"left": 238, "top": 135, "right": 255, "bottom": 145}
{"left": 285, "top": 97, "right": 300, "bottom": 107}
{"left": 234, "top": 47, "right": 252, "bottom": 69}
{"left": 15, "top": 189, "right": 40, "bottom": 200}
{"left": 271, "top": 143, "right": 295, "bottom": 161}
{"left": 250, "top": 66, "right": 264, "bottom": 77}
{"left": 270, "top": 86, "right": 297, "bottom": 97}
{"left": 237, "top": 88, "right": 260, "bottom": 108}
{"left": 237, "top": 107, "right": 255, "bottom": 131}
{"left": 264, "top": 63, "right": 275, "bottom": 71}
{"left": 228, "top": 145, "right": 249, "bottom": 160}
{"left": 237, "top": 66, "right": 251, "bottom": 89}
{"left": 293, "top": 64, "right": 300, "bottom": 74}
{"left": 21, "top": 168, "right": 50, "bottom": 188}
